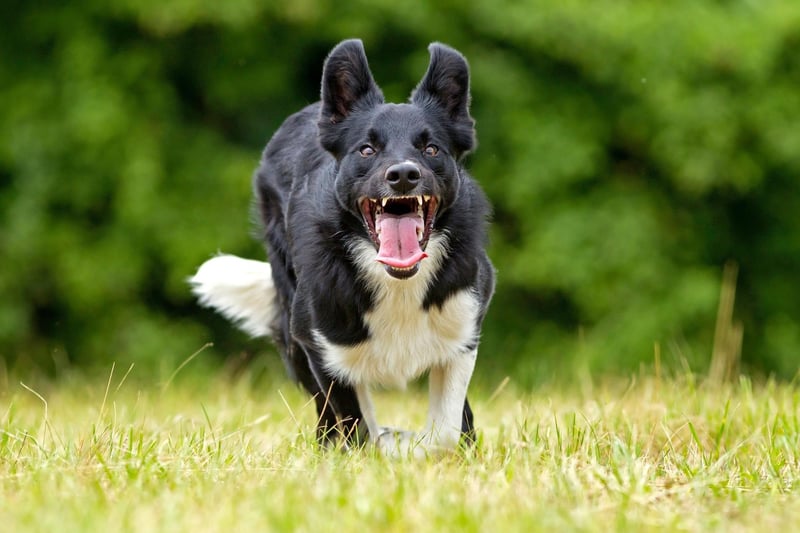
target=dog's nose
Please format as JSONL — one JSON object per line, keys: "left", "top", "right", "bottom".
{"left": 385, "top": 162, "right": 421, "bottom": 194}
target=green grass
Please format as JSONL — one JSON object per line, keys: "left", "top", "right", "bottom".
{"left": 2, "top": 369, "right": 800, "bottom": 532}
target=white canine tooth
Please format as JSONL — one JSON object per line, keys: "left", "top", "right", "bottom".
{"left": 423, "top": 195, "right": 431, "bottom": 203}
{"left": 416, "top": 195, "right": 423, "bottom": 205}
{"left": 381, "top": 198, "right": 388, "bottom": 207}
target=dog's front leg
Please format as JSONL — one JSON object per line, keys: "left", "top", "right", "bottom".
{"left": 354, "top": 383, "right": 380, "bottom": 441}
{"left": 424, "top": 349, "right": 477, "bottom": 452}
{"left": 357, "top": 384, "right": 420, "bottom": 455}
{"left": 376, "top": 350, "right": 477, "bottom": 458}
{"left": 301, "top": 347, "right": 368, "bottom": 446}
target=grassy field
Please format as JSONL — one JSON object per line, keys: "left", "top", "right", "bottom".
{"left": 2, "top": 367, "right": 799, "bottom": 532}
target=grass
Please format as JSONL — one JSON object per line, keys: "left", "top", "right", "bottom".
{"left": 2, "top": 367, "right": 800, "bottom": 532}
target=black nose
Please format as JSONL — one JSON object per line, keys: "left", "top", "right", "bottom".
{"left": 385, "top": 162, "right": 421, "bottom": 194}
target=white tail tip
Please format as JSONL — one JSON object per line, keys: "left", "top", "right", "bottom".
{"left": 189, "top": 254, "right": 275, "bottom": 338}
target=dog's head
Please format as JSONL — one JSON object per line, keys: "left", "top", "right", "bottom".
{"left": 317, "top": 39, "right": 476, "bottom": 280}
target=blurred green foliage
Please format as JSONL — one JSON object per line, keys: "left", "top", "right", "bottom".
{"left": 2, "top": 0, "right": 799, "bottom": 384}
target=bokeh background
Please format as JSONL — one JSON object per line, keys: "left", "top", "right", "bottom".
{"left": 2, "top": 1, "right": 799, "bottom": 386}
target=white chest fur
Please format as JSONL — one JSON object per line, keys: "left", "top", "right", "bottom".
{"left": 314, "top": 236, "right": 480, "bottom": 388}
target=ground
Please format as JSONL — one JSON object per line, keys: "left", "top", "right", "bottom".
{"left": 2, "top": 368, "right": 799, "bottom": 532}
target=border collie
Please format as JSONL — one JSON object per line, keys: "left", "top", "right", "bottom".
{"left": 191, "top": 39, "right": 494, "bottom": 457}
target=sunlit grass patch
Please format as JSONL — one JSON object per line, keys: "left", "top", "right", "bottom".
{"left": 2, "top": 370, "right": 799, "bottom": 532}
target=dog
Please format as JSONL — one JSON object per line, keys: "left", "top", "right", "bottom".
{"left": 191, "top": 39, "right": 494, "bottom": 457}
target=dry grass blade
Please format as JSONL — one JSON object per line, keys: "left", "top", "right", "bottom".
{"left": 709, "top": 261, "right": 743, "bottom": 385}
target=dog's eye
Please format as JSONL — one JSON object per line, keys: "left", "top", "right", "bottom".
{"left": 423, "top": 144, "right": 439, "bottom": 157}
{"left": 359, "top": 144, "right": 376, "bottom": 157}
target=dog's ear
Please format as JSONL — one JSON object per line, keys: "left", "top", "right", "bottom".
{"left": 319, "top": 39, "right": 384, "bottom": 156}
{"left": 412, "top": 43, "right": 476, "bottom": 157}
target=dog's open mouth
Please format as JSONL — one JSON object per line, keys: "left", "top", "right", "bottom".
{"left": 359, "top": 195, "right": 438, "bottom": 278}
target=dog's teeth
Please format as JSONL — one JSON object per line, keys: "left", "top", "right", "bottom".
{"left": 381, "top": 198, "right": 388, "bottom": 207}
{"left": 423, "top": 195, "right": 431, "bottom": 203}
{"left": 416, "top": 196, "right": 423, "bottom": 206}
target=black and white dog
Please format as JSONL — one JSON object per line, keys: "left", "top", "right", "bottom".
{"left": 191, "top": 39, "right": 494, "bottom": 457}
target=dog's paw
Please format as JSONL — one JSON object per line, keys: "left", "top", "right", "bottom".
{"left": 373, "top": 426, "right": 464, "bottom": 459}
{"left": 375, "top": 427, "right": 460, "bottom": 459}
{"left": 376, "top": 428, "right": 427, "bottom": 459}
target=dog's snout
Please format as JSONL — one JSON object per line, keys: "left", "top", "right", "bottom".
{"left": 385, "top": 162, "right": 421, "bottom": 194}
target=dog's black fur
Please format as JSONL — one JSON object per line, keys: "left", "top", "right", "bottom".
{"left": 198, "top": 40, "right": 494, "bottom": 451}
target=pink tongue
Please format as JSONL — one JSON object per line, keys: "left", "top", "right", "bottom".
{"left": 375, "top": 213, "right": 427, "bottom": 268}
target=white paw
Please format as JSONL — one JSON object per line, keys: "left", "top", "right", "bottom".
{"left": 374, "top": 427, "right": 461, "bottom": 459}
{"left": 375, "top": 428, "right": 428, "bottom": 459}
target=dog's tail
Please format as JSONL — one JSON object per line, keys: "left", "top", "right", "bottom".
{"left": 189, "top": 254, "right": 275, "bottom": 338}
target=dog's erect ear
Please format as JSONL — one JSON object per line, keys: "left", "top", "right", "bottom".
{"left": 319, "top": 39, "right": 384, "bottom": 156}
{"left": 411, "top": 43, "right": 476, "bottom": 157}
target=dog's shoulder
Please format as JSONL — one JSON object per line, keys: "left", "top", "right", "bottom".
{"left": 263, "top": 103, "right": 321, "bottom": 157}
{"left": 256, "top": 103, "right": 331, "bottom": 195}
{"left": 420, "top": 170, "right": 493, "bottom": 309}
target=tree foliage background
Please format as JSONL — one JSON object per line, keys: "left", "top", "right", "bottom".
{"left": 2, "top": 0, "right": 799, "bottom": 385}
